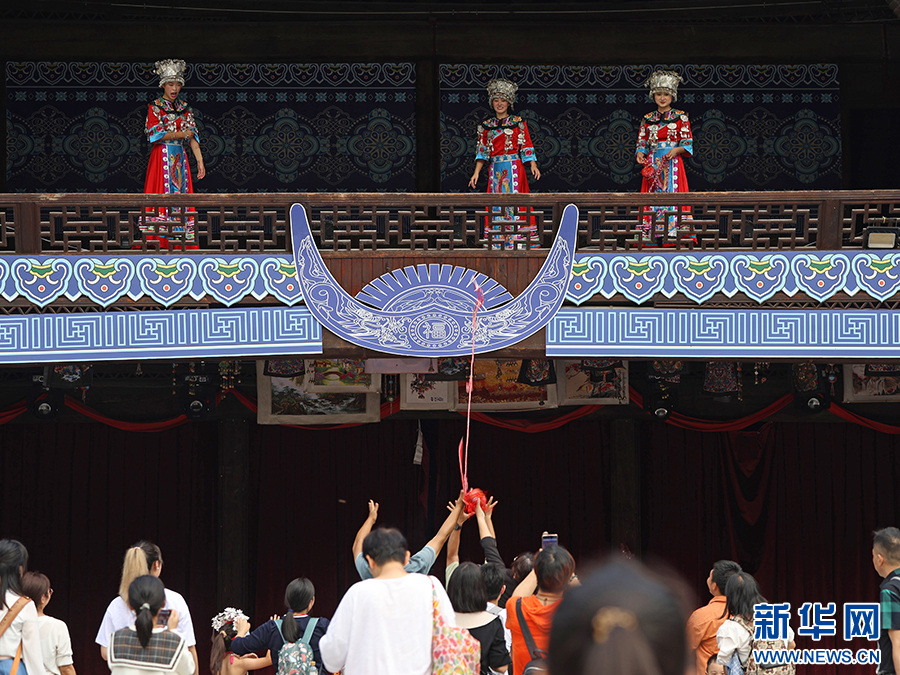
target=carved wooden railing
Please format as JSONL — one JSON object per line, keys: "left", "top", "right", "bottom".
{"left": 1, "top": 190, "right": 899, "bottom": 254}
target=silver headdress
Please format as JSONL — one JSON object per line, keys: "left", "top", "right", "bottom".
{"left": 211, "top": 607, "right": 248, "bottom": 632}
{"left": 486, "top": 79, "right": 518, "bottom": 105}
{"left": 645, "top": 69, "right": 684, "bottom": 102}
{"left": 154, "top": 59, "right": 187, "bottom": 88}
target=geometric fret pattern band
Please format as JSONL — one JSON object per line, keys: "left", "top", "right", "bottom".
{"left": 547, "top": 307, "right": 900, "bottom": 359}
{"left": 0, "top": 306, "right": 321, "bottom": 363}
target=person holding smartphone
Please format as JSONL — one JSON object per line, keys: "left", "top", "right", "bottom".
{"left": 108, "top": 576, "right": 194, "bottom": 675}
{"left": 505, "top": 544, "right": 576, "bottom": 675}
{"left": 96, "top": 542, "right": 198, "bottom": 674}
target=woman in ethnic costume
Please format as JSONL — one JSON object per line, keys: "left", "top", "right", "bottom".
{"left": 635, "top": 69, "right": 693, "bottom": 243}
{"left": 142, "top": 59, "right": 205, "bottom": 249}
{"left": 468, "top": 79, "right": 541, "bottom": 249}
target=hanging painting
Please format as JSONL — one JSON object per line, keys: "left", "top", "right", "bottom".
{"left": 399, "top": 374, "right": 456, "bottom": 411}
{"left": 302, "top": 359, "right": 381, "bottom": 393}
{"left": 557, "top": 360, "right": 629, "bottom": 405}
{"left": 842, "top": 364, "right": 900, "bottom": 403}
{"left": 256, "top": 361, "right": 381, "bottom": 425}
{"left": 456, "top": 359, "right": 558, "bottom": 411}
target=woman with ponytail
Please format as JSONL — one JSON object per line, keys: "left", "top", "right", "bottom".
{"left": 0, "top": 540, "right": 45, "bottom": 675}
{"left": 108, "top": 576, "right": 193, "bottom": 675}
{"left": 96, "top": 542, "right": 198, "bottom": 674}
{"left": 230, "top": 579, "right": 329, "bottom": 674}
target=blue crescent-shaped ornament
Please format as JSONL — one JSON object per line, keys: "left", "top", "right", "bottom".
{"left": 289, "top": 202, "right": 579, "bottom": 357}
{"left": 853, "top": 253, "right": 900, "bottom": 302}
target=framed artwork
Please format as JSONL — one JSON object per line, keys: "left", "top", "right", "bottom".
{"left": 842, "top": 364, "right": 900, "bottom": 403}
{"left": 456, "top": 359, "right": 558, "bottom": 411}
{"left": 399, "top": 374, "right": 456, "bottom": 411}
{"left": 302, "top": 359, "right": 381, "bottom": 393}
{"left": 256, "top": 361, "right": 381, "bottom": 425}
{"left": 558, "top": 360, "right": 629, "bottom": 405}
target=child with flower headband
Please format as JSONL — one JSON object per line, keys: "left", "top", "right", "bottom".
{"left": 209, "top": 608, "right": 271, "bottom": 675}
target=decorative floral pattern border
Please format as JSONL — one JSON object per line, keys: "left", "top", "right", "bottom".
{"left": 2, "top": 249, "right": 899, "bottom": 309}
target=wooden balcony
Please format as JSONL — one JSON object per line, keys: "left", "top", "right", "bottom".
{"left": 1, "top": 189, "right": 898, "bottom": 302}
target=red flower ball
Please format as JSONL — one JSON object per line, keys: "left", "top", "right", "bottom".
{"left": 463, "top": 488, "right": 488, "bottom": 515}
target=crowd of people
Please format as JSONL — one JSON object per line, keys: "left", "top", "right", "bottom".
{"left": 3, "top": 515, "right": 900, "bottom": 675}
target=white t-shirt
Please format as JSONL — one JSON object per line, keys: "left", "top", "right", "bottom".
{"left": 95, "top": 590, "right": 196, "bottom": 648}
{"left": 36, "top": 616, "right": 74, "bottom": 675}
{"left": 0, "top": 591, "right": 45, "bottom": 675}
{"left": 717, "top": 617, "right": 795, "bottom": 665}
{"left": 486, "top": 601, "right": 512, "bottom": 656}
{"left": 319, "top": 574, "right": 455, "bottom": 675}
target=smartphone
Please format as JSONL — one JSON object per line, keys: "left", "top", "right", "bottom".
{"left": 157, "top": 608, "right": 172, "bottom": 626}
{"left": 542, "top": 532, "right": 558, "bottom": 549}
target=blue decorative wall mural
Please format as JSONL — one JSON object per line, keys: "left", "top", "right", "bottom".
{"left": 6, "top": 62, "right": 416, "bottom": 192}
{"left": 440, "top": 64, "right": 841, "bottom": 192}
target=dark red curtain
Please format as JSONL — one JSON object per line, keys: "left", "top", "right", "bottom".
{"left": 2, "top": 417, "right": 897, "bottom": 675}
{"left": 0, "top": 423, "right": 218, "bottom": 675}
{"left": 643, "top": 422, "right": 900, "bottom": 675}
{"left": 247, "top": 418, "right": 612, "bottom": 623}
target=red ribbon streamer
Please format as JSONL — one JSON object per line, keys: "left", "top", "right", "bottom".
{"left": 459, "top": 281, "right": 485, "bottom": 494}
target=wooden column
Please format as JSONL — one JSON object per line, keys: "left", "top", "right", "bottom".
{"left": 217, "top": 417, "right": 251, "bottom": 610}
{"left": 610, "top": 419, "right": 642, "bottom": 557}
{"left": 415, "top": 55, "right": 440, "bottom": 192}
{"left": 817, "top": 199, "right": 842, "bottom": 250}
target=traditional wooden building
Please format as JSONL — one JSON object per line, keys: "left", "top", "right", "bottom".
{"left": 2, "top": 3, "right": 900, "bottom": 675}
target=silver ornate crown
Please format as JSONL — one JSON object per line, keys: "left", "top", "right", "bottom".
{"left": 211, "top": 607, "right": 248, "bottom": 632}
{"left": 486, "top": 79, "right": 518, "bottom": 105}
{"left": 154, "top": 59, "right": 187, "bottom": 87}
{"left": 645, "top": 69, "right": 684, "bottom": 101}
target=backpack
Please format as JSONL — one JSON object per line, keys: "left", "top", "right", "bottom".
{"left": 515, "top": 598, "right": 549, "bottom": 675}
{"left": 730, "top": 616, "right": 795, "bottom": 675}
{"left": 274, "top": 618, "right": 318, "bottom": 675}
